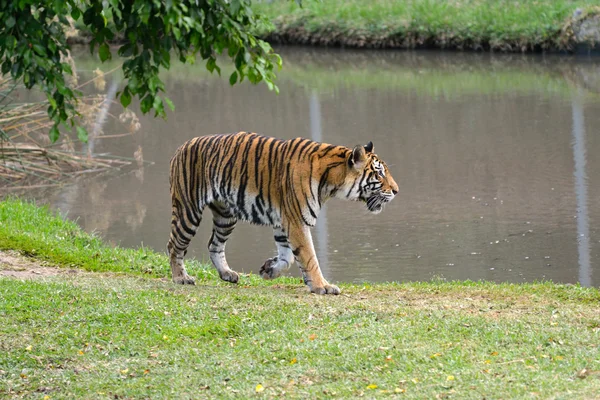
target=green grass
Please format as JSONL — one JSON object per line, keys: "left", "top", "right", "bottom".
{"left": 1, "top": 198, "right": 600, "bottom": 398}
{"left": 254, "top": 0, "right": 600, "bottom": 51}
{"left": 0, "top": 197, "right": 176, "bottom": 278}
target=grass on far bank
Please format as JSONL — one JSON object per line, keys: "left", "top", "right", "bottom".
{"left": 1, "top": 198, "right": 600, "bottom": 398}
{"left": 255, "top": 0, "right": 600, "bottom": 51}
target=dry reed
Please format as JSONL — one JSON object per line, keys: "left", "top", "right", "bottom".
{"left": 0, "top": 62, "right": 139, "bottom": 190}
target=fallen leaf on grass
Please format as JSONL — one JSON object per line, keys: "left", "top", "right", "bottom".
{"left": 256, "top": 384, "right": 265, "bottom": 393}
{"left": 366, "top": 384, "right": 378, "bottom": 389}
{"left": 290, "top": 358, "right": 297, "bottom": 365}
{"left": 395, "top": 388, "right": 406, "bottom": 393}
{"left": 575, "top": 368, "right": 600, "bottom": 379}
{"left": 430, "top": 353, "right": 442, "bottom": 358}
{"left": 25, "top": 345, "right": 32, "bottom": 351}
{"left": 309, "top": 334, "right": 317, "bottom": 341}
{"left": 446, "top": 375, "right": 455, "bottom": 381}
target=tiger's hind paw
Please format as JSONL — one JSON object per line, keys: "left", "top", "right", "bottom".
{"left": 259, "top": 257, "right": 281, "bottom": 280}
{"left": 310, "top": 284, "right": 341, "bottom": 295}
{"left": 219, "top": 270, "right": 239, "bottom": 284}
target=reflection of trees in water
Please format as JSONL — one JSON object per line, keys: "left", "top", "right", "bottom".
{"left": 47, "top": 81, "right": 146, "bottom": 239}
{"left": 571, "top": 90, "right": 591, "bottom": 287}
{"left": 310, "top": 90, "right": 329, "bottom": 273}
{"left": 52, "top": 166, "right": 147, "bottom": 237}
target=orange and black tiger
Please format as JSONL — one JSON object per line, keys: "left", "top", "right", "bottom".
{"left": 167, "top": 131, "right": 398, "bottom": 295}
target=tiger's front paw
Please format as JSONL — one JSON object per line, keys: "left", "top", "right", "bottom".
{"left": 173, "top": 274, "right": 196, "bottom": 285}
{"left": 219, "top": 270, "right": 239, "bottom": 284}
{"left": 259, "top": 257, "right": 281, "bottom": 280}
{"left": 310, "top": 284, "right": 341, "bottom": 295}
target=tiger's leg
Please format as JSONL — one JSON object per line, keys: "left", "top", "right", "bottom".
{"left": 208, "top": 203, "right": 239, "bottom": 283}
{"left": 287, "top": 223, "right": 340, "bottom": 295}
{"left": 260, "top": 227, "right": 294, "bottom": 280}
{"left": 167, "top": 200, "right": 202, "bottom": 285}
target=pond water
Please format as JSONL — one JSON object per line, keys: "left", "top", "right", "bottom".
{"left": 11, "top": 47, "right": 600, "bottom": 286}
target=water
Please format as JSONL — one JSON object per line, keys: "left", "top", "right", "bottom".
{"left": 10, "top": 47, "right": 600, "bottom": 286}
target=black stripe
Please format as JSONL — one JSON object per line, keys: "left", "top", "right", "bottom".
{"left": 274, "top": 235, "right": 288, "bottom": 243}
{"left": 213, "top": 219, "right": 236, "bottom": 229}
{"left": 297, "top": 140, "right": 313, "bottom": 159}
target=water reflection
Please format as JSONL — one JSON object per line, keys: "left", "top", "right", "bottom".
{"left": 10, "top": 48, "right": 600, "bottom": 287}
{"left": 571, "top": 90, "right": 592, "bottom": 287}
{"left": 88, "top": 79, "right": 119, "bottom": 153}
{"left": 310, "top": 90, "right": 330, "bottom": 275}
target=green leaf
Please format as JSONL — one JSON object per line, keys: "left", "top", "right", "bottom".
{"left": 206, "top": 57, "right": 216, "bottom": 73}
{"left": 1, "top": 61, "right": 11, "bottom": 75}
{"left": 99, "top": 43, "right": 111, "bottom": 62}
{"left": 152, "top": 95, "right": 165, "bottom": 118}
{"left": 230, "top": 0, "right": 241, "bottom": 15}
{"left": 71, "top": 7, "right": 81, "bottom": 21}
{"left": 164, "top": 97, "right": 175, "bottom": 111}
{"left": 120, "top": 88, "right": 132, "bottom": 108}
{"left": 32, "top": 44, "right": 46, "bottom": 56}
{"left": 140, "top": 95, "right": 154, "bottom": 114}
{"left": 229, "top": 71, "right": 238, "bottom": 86}
{"left": 58, "top": 14, "right": 69, "bottom": 26}
{"left": 49, "top": 125, "right": 60, "bottom": 143}
{"left": 5, "top": 35, "right": 16, "bottom": 50}
{"left": 76, "top": 126, "right": 88, "bottom": 143}
{"left": 118, "top": 43, "right": 133, "bottom": 57}
{"left": 6, "top": 16, "right": 16, "bottom": 29}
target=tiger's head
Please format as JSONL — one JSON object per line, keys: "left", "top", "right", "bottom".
{"left": 342, "top": 142, "right": 398, "bottom": 214}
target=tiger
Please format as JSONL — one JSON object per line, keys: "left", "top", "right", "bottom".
{"left": 167, "top": 131, "right": 398, "bottom": 295}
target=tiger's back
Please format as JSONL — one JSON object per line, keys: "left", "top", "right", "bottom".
{"left": 168, "top": 131, "right": 398, "bottom": 295}
{"left": 170, "top": 132, "right": 288, "bottom": 227}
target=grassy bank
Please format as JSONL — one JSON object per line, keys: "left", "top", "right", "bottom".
{"left": 1, "top": 198, "right": 600, "bottom": 398}
{"left": 254, "top": 0, "right": 600, "bottom": 52}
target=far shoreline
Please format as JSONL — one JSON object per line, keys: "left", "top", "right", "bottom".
{"left": 253, "top": 1, "right": 600, "bottom": 55}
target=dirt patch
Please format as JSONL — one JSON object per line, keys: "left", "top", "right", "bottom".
{"left": 0, "top": 250, "right": 80, "bottom": 279}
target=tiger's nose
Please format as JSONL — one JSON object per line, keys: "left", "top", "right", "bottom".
{"left": 392, "top": 189, "right": 398, "bottom": 195}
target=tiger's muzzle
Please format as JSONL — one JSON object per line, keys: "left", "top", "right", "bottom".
{"left": 366, "top": 191, "right": 396, "bottom": 214}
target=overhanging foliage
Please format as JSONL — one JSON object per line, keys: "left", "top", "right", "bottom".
{"left": 0, "top": 0, "right": 282, "bottom": 142}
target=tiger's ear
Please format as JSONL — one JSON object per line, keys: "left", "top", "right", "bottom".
{"left": 364, "top": 141, "right": 374, "bottom": 153}
{"left": 349, "top": 145, "right": 367, "bottom": 169}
